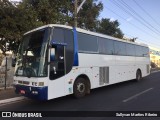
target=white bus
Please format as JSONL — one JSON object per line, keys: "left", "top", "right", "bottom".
{"left": 13, "top": 24, "right": 150, "bottom": 100}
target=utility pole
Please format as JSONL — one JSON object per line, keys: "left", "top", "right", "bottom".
{"left": 4, "top": 41, "right": 7, "bottom": 90}
{"left": 74, "top": 0, "right": 78, "bottom": 27}
{"left": 74, "top": 0, "right": 87, "bottom": 27}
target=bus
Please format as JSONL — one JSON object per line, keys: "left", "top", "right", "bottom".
{"left": 13, "top": 24, "right": 150, "bottom": 100}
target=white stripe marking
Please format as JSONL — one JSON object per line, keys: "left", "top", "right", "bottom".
{"left": 123, "top": 88, "right": 153, "bottom": 102}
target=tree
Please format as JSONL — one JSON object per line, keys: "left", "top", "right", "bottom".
{"left": 97, "top": 18, "right": 124, "bottom": 39}
{"left": 76, "top": 0, "right": 103, "bottom": 30}
{"left": 19, "top": 0, "right": 103, "bottom": 29}
{"left": 0, "top": 0, "right": 125, "bottom": 54}
{"left": 0, "top": 0, "right": 19, "bottom": 55}
{"left": 19, "top": 0, "right": 73, "bottom": 25}
{"left": 0, "top": 0, "right": 42, "bottom": 55}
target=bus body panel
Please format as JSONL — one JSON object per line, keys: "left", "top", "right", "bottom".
{"left": 47, "top": 67, "right": 94, "bottom": 99}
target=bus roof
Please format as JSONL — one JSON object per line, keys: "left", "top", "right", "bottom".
{"left": 24, "top": 24, "right": 148, "bottom": 47}
{"left": 24, "top": 24, "right": 72, "bottom": 35}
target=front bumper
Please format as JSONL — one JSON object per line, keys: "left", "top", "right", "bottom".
{"left": 14, "top": 85, "right": 48, "bottom": 101}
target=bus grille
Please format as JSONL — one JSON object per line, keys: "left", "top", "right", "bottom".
{"left": 99, "top": 67, "right": 109, "bottom": 85}
{"left": 18, "top": 81, "right": 29, "bottom": 85}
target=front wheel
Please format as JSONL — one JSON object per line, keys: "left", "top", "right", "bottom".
{"left": 73, "top": 78, "right": 88, "bottom": 98}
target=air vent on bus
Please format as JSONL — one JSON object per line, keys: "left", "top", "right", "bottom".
{"left": 99, "top": 67, "right": 109, "bottom": 85}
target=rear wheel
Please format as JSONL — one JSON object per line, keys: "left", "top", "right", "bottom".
{"left": 136, "top": 70, "right": 142, "bottom": 81}
{"left": 73, "top": 78, "right": 89, "bottom": 98}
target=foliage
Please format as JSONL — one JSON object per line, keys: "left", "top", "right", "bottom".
{"left": 77, "top": 0, "right": 103, "bottom": 30}
{"left": 0, "top": 0, "right": 125, "bottom": 55}
{"left": 0, "top": 0, "right": 43, "bottom": 55}
{"left": 97, "top": 18, "right": 124, "bottom": 38}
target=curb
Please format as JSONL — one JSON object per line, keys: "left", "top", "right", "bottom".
{"left": 0, "top": 96, "right": 26, "bottom": 105}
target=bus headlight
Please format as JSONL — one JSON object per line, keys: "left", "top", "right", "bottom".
{"left": 38, "top": 82, "right": 44, "bottom": 86}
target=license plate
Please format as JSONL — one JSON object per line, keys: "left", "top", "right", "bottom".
{"left": 20, "top": 90, "right": 25, "bottom": 94}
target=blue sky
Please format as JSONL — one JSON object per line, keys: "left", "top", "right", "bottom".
{"left": 99, "top": 0, "right": 160, "bottom": 48}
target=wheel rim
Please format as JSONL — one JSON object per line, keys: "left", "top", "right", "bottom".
{"left": 77, "top": 83, "right": 85, "bottom": 93}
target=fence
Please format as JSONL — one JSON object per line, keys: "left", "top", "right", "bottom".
{"left": 0, "top": 68, "right": 14, "bottom": 88}
{"left": 0, "top": 56, "right": 14, "bottom": 88}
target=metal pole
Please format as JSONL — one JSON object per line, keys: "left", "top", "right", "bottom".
{"left": 74, "top": 0, "right": 87, "bottom": 27}
{"left": 4, "top": 42, "right": 7, "bottom": 90}
{"left": 5, "top": 57, "right": 7, "bottom": 90}
{"left": 74, "top": 0, "right": 78, "bottom": 27}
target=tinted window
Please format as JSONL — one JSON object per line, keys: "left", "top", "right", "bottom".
{"left": 78, "top": 32, "right": 98, "bottom": 52}
{"left": 114, "top": 41, "right": 126, "bottom": 55}
{"left": 135, "top": 45, "right": 143, "bottom": 57}
{"left": 126, "top": 44, "right": 135, "bottom": 56}
{"left": 52, "top": 28, "right": 64, "bottom": 43}
{"left": 99, "top": 37, "right": 114, "bottom": 55}
{"left": 64, "top": 29, "right": 74, "bottom": 74}
{"left": 142, "top": 47, "right": 149, "bottom": 57}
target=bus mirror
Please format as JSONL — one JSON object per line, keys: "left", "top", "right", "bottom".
{"left": 50, "top": 48, "right": 55, "bottom": 61}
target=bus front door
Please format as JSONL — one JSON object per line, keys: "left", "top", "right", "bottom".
{"left": 50, "top": 45, "right": 65, "bottom": 80}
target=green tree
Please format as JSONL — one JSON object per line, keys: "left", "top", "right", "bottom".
{"left": 97, "top": 18, "right": 124, "bottom": 39}
{"left": 77, "top": 0, "right": 103, "bottom": 30}
{"left": 20, "top": 0, "right": 103, "bottom": 29}
{"left": 0, "top": 0, "right": 42, "bottom": 55}
{"left": 0, "top": 0, "right": 19, "bottom": 55}
{"left": 20, "top": 0, "right": 72, "bottom": 25}
{"left": 0, "top": 0, "right": 125, "bottom": 55}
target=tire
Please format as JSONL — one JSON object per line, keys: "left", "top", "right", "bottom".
{"left": 73, "top": 78, "right": 88, "bottom": 98}
{"left": 136, "top": 70, "right": 142, "bottom": 81}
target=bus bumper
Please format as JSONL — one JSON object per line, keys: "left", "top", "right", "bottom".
{"left": 14, "top": 85, "right": 48, "bottom": 101}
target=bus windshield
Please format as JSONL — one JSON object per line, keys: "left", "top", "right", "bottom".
{"left": 15, "top": 29, "right": 48, "bottom": 77}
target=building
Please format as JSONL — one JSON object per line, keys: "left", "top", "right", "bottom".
{"left": 149, "top": 46, "right": 160, "bottom": 68}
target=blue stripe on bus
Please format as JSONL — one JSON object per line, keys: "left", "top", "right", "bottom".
{"left": 14, "top": 85, "right": 48, "bottom": 101}
{"left": 73, "top": 27, "right": 79, "bottom": 66}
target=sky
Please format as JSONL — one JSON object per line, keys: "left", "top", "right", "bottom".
{"left": 99, "top": 0, "right": 160, "bottom": 49}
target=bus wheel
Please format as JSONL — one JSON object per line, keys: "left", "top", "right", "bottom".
{"left": 73, "top": 78, "right": 88, "bottom": 98}
{"left": 136, "top": 70, "right": 142, "bottom": 81}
